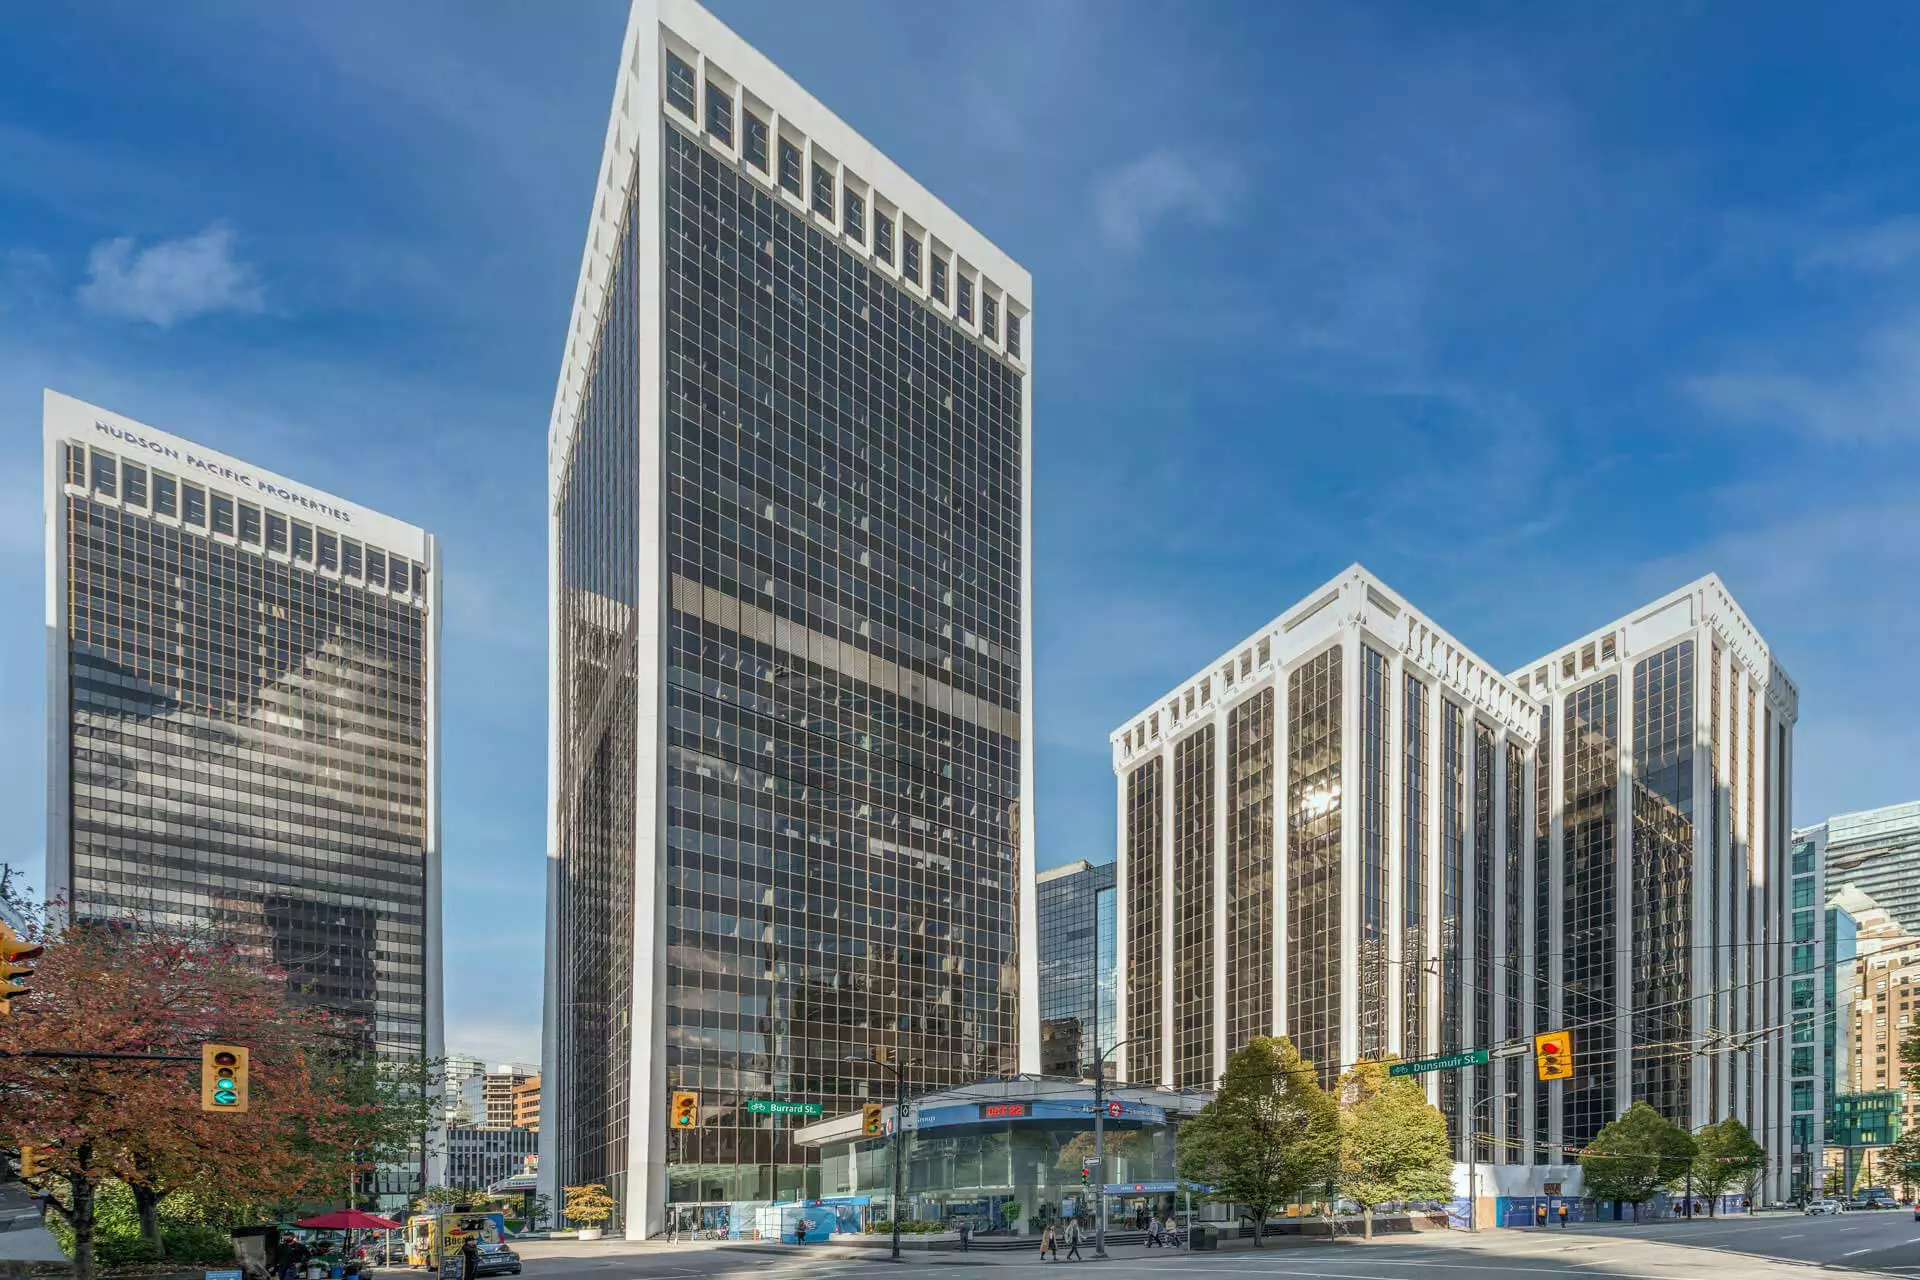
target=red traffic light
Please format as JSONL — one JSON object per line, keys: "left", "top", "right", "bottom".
{"left": 1541, "top": 1040, "right": 1562, "bottom": 1055}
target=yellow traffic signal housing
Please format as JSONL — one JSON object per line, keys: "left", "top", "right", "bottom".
{"left": 201, "top": 1043, "right": 250, "bottom": 1112}
{"left": 1535, "top": 1029, "right": 1574, "bottom": 1082}
{"left": 18, "top": 1146, "right": 51, "bottom": 1180}
{"left": 670, "top": 1090, "right": 699, "bottom": 1129}
{"left": 861, "top": 1103, "right": 884, "bottom": 1136}
{"left": 0, "top": 922, "right": 44, "bottom": 1016}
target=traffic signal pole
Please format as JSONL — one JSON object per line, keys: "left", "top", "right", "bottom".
{"left": 1091, "top": 1038, "right": 1135, "bottom": 1260}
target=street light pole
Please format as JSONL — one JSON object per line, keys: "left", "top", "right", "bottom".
{"left": 1090, "top": 1038, "right": 1137, "bottom": 1260}
{"left": 1466, "top": 1090, "right": 1518, "bottom": 1234}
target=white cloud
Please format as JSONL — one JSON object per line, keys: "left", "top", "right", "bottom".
{"left": 78, "top": 223, "right": 265, "bottom": 327}
{"left": 1684, "top": 318, "right": 1920, "bottom": 443}
{"left": 1093, "top": 149, "right": 1238, "bottom": 253}
{"left": 1801, "top": 216, "right": 1920, "bottom": 274}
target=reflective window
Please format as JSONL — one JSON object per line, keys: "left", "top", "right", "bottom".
{"left": 811, "top": 162, "right": 834, "bottom": 219}
{"left": 1172, "top": 727, "right": 1214, "bottom": 1087}
{"left": 1504, "top": 739, "right": 1525, "bottom": 1159}
{"left": 1358, "top": 646, "right": 1390, "bottom": 1061}
{"left": 957, "top": 275, "right": 973, "bottom": 324}
{"left": 389, "top": 557, "right": 410, "bottom": 595}
{"left": 122, "top": 463, "right": 147, "bottom": 509}
{"left": 65, "top": 442, "right": 85, "bottom": 487}
{"left": 1631, "top": 641, "right": 1694, "bottom": 1124}
{"left": 238, "top": 503, "right": 261, "bottom": 545}
{"left": 1125, "top": 760, "right": 1163, "bottom": 1085}
{"left": 154, "top": 472, "right": 177, "bottom": 518}
{"left": 318, "top": 530, "right": 339, "bottom": 572}
{"left": 777, "top": 137, "right": 802, "bottom": 197}
{"left": 1472, "top": 723, "right": 1494, "bottom": 1161}
{"left": 1439, "top": 700, "right": 1465, "bottom": 1151}
{"left": 343, "top": 539, "right": 363, "bottom": 579}
{"left": 265, "top": 511, "right": 288, "bottom": 554}
{"left": 665, "top": 51, "right": 696, "bottom": 117}
{"left": 874, "top": 211, "right": 894, "bottom": 265}
{"left": 90, "top": 450, "right": 117, "bottom": 498}
{"left": 366, "top": 548, "right": 386, "bottom": 587}
{"left": 210, "top": 492, "right": 234, "bottom": 536}
{"left": 1533, "top": 702, "right": 1552, "bottom": 1158}
{"left": 182, "top": 482, "right": 206, "bottom": 527}
{"left": 291, "top": 520, "right": 313, "bottom": 562}
{"left": 842, "top": 185, "right": 864, "bottom": 241}
{"left": 1287, "top": 646, "right": 1342, "bottom": 1087}
{"left": 1038, "top": 860, "right": 1116, "bottom": 1079}
{"left": 703, "top": 80, "right": 732, "bottom": 146}
{"left": 903, "top": 234, "right": 922, "bottom": 287}
{"left": 1403, "top": 675, "right": 1428, "bottom": 1057}
{"left": 1563, "top": 675, "right": 1620, "bottom": 1153}
{"left": 931, "top": 254, "right": 949, "bottom": 305}
{"left": 1226, "top": 689, "right": 1274, "bottom": 1053}
{"left": 1008, "top": 312, "right": 1022, "bottom": 359}
{"left": 983, "top": 294, "right": 998, "bottom": 342}
{"left": 743, "top": 109, "right": 769, "bottom": 172}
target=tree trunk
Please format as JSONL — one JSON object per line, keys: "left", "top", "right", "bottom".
{"left": 1362, "top": 1206, "right": 1373, "bottom": 1241}
{"left": 1250, "top": 1204, "right": 1264, "bottom": 1247}
{"left": 133, "top": 1181, "right": 164, "bottom": 1256}
{"left": 69, "top": 1164, "right": 97, "bottom": 1280}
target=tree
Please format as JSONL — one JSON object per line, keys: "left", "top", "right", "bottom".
{"left": 1335, "top": 1061, "right": 1455, "bottom": 1240}
{"left": 1688, "top": 1119, "right": 1765, "bottom": 1216}
{"left": 1578, "top": 1102, "right": 1696, "bottom": 1221}
{"left": 564, "top": 1184, "right": 617, "bottom": 1231}
{"left": 1175, "top": 1037, "right": 1339, "bottom": 1246}
{"left": 0, "top": 911, "right": 382, "bottom": 1280}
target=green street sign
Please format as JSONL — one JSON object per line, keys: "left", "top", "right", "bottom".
{"left": 746, "top": 1099, "right": 824, "bottom": 1117}
{"left": 1388, "top": 1049, "right": 1489, "bottom": 1078}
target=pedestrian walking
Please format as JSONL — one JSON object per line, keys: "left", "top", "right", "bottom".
{"left": 1164, "top": 1214, "right": 1180, "bottom": 1248}
{"left": 1065, "top": 1220, "right": 1083, "bottom": 1261}
{"left": 1557, "top": 1202, "right": 1568, "bottom": 1229}
{"left": 959, "top": 1221, "right": 970, "bottom": 1252}
{"left": 1535, "top": 1203, "right": 1547, "bottom": 1228}
{"left": 1040, "top": 1222, "right": 1057, "bottom": 1261}
{"left": 1145, "top": 1216, "right": 1161, "bottom": 1248}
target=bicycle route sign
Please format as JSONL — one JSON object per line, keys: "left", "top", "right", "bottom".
{"left": 747, "top": 1099, "right": 824, "bottom": 1117}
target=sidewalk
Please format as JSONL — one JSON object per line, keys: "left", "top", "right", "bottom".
{"left": 0, "top": 1183, "right": 69, "bottom": 1270}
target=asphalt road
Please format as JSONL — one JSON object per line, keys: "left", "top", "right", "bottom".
{"left": 492, "top": 1217, "right": 1920, "bottom": 1278}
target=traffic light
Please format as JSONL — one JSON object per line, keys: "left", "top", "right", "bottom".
{"left": 670, "top": 1090, "right": 699, "bottom": 1129}
{"left": 18, "top": 1146, "right": 50, "bottom": 1180}
{"left": 200, "top": 1043, "right": 249, "bottom": 1112}
{"left": 0, "top": 921, "right": 43, "bottom": 1016}
{"left": 862, "top": 1103, "right": 884, "bottom": 1136}
{"left": 1535, "top": 1029, "right": 1574, "bottom": 1082}
{"left": 1081, "top": 1164, "right": 1092, "bottom": 1186}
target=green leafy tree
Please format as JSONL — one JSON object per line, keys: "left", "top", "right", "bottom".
{"left": 1175, "top": 1037, "right": 1339, "bottom": 1247}
{"left": 1687, "top": 1118, "right": 1765, "bottom": 1216}
{"left": 1887, "top": 1130, "right": 1920, "bottom": 1201}
{"left": 1578, "top": 1102, "right": 1696, "bottom": 1221}
{"left": 1335, "top": 1061, "right": 1455, "bottom": 1240}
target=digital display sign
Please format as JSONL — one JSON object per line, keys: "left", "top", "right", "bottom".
{"left": 979, "top": 1102, "right": 1028, "bottom": 1120}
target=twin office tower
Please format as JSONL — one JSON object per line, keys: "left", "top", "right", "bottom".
{"left": 1110, "top": 565, "right": 1800, "bottom": 1199}
{"left": 40, "top": 0, "right": 1797, "bottom": 1238}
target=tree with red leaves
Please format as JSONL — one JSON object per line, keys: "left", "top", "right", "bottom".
{"left": 0, "top": 913, "right": 381, "bottom": 1280}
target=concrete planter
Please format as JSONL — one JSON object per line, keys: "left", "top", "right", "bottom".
{"left": 577, "top": 1228, "right": 603, "bottom": 1241}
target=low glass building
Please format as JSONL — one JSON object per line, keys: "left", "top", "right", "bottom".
{"left": 792, "top": 1080, "right": 1211, "bottom": 1235}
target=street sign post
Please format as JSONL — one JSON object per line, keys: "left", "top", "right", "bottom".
{"left": 1387, "top": 1049, "right": 1489, "bottom": 1078}
{"left": 746, "top": 1099, "right": 824, "bottom": 1117}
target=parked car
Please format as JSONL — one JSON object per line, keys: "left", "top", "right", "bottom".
{"left": 1804, "top": 1199, "right": 1846, "bottom": 1215}
{"left": 472, "top": 1244, "right": 522, "bottom": 1277}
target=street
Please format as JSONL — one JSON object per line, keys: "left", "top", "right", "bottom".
{"left": 497, "top": 1215, "right": 1920, "bottom": 1279}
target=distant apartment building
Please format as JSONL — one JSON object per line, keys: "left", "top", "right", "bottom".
{"left": 1832, "top": 887, "right": 1920, "bottom": 1129}
{"left": 1112, "top": 565, "right": 1798, "bottom": 1198}
{"left": 1824, "top": 803, "right": 1920, "bottom": 936}
{"left": 458, "top": 1065, "right": 539, "bottom": 1130}
{"left": 1036, "top": 860, "right": 1116, "bottom": 1078}
{"left": 512, "top": 1075, "right": 541, "bottom": 1132}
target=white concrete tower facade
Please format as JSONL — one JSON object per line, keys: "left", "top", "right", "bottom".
{"left": 1511, "top": 574, "right": 1798, "bottom": 1202}
{"left": 1110, "top": 566, "right": 1543, "bottom": 1166}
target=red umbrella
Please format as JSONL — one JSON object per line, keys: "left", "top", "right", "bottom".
{"left": 295, "top": 1210, "right": 403, "bottom": 1230}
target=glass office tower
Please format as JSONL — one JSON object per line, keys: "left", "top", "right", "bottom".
{"left": 1036, "top": 860, "right": 1116, "bottom": 1078}
{"left": 541, "top": 0, "right": 1034, "bottom": 1238}
{"left": 42, "top": 390, "right": 443, "bottom": 1152}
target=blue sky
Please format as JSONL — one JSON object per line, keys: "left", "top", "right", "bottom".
{"left": 4, "top": 1, "right": 1919, "bottom": 1065}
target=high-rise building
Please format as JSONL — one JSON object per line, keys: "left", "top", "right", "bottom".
{"left": 43, "top": 390, "right": 442, "bottom": 1060}
{"left": 1822, "top": 802, "right": 1920, "bottom": 936}
{"left": 541, "top": 0, "right": 1034, "bottom": 1237}
{"left": 1786, "top": 822, "right": 1836, "bottom": 1200}
{"left": 1036, "top": 860, "right": 1116, "bottom": 1078}
{"left": 513, "top": 1075, "right": 542, "bottom": 1132}
{"left": 1111, "top": 565, "right": 1798, "bottom": 1197}
{"left": 43, "top": 390, "right": 443, "bottom": 1198}
{"left": 460, "top": 1064, "right": 540, "bottom": 1130}
{"left": 446, "top": 1126, "right": 540, "bottom": 1193}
